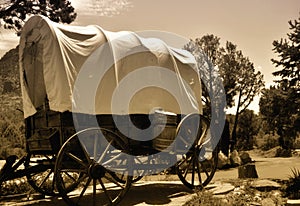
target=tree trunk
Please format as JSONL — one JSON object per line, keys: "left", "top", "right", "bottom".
{"left": 231, "top": 88, "right": 242, "bottom": 151}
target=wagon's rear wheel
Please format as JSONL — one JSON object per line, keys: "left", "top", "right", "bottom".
{"left": 24, "top": 153, "right": 57, "bottom": 196}
{"left": 176, "top": 146, "right": 218, "bottom": 190}
{"left": 55, "top": 128, "right": 132, "bottom": 206}
{"left": 176, "top": 114, "right": 219, "bottom": 190}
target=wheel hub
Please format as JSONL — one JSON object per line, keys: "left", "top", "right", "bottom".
{"left": 89, "top": 163, "right": 106, "bottom": 179}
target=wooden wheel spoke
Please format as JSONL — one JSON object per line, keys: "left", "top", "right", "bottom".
{"left": 62, "top": 171, "right": 79, "bottom": 183}
{"left": 135, "top": 170, "right": 142, "bottom": 177}
{"left": 191, "top": 157, "right": 195, "bottom": 186}
{"left": 93, "top": 136, "right": 99, "bottom": 159}
{"left": 101, "top": 153, "right": 123, "bottom": 166}
{"left": 93, "top": 179, "right": 97, "bottom": 206}
{"left": 196, "top": 159, "right": 202, "bottom": 184}
{"left": 75, "top": 173, "right": 89, "bottom": 184}
{"left": 66, "top": 152, "right": 88, "bottom": 167}
{"left": 119, "top": 173, "right": 125, "bottom": 181}
{"left": 97, "top": 140, "right": 113, "bottom": 164}
{"left": 98, "top": 178, "right": 113, "bottom": 204}
{"left": 183, "top": 157, "right": 193, "bottom": 178}
{"left": 45, "top": 155, "right": 51, "bottom": 160}
{"left": 76, "top": 177, "right": 92, "bottom": 204}
{"left": 79, "top": 143, "right": 93, "bottom": 164}
{"left": 200, "top": 161, "right": 210, "bottom": 178}
{"left": 51, "top": 169, "right": 56, "bottom": 190}
{"left": 177, "top": 157, "right": 186, "bottom": 167}
{"left": 60, "top": 168, "right": 86, "bottom": 173}
{"left": 104, "top": 174, "right": 125, "bottom": 189}
{"left": 36, "top": 169, "right": 53, "bottom": 188}
{"left": 183, "top": 166, "right": 189, "bottom": 179}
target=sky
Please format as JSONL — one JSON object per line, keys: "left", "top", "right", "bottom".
{"left": 0, "top": 0, "right": 300, "bottom": 113}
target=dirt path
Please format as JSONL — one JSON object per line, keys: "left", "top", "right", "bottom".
{"left": 213, "top": 151, "right": 300, "bottom": 180}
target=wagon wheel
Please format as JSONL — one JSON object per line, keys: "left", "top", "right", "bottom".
{"left": 24, "top": 153, "right": 57, "bottom": 196}
{"left": 24, "top": 153, "right": 82, "bottom": 196}
{"left": 176, "top": 114, "right": 219, "bottom": 190}
{"left": 176, "top": 146, "right": 219, "bottom": 190}
{"left": 55, "top": 128, "right": 132, "bottom": 206}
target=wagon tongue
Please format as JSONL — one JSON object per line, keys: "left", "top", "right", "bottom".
{"left": 0, "top": 155, "right": 17, "bottom": 182}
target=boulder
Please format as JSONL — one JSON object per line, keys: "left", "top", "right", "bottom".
{"left": 229, "top": 150, "right": 242, "bottom": 167}
{"left": 261, "top": 197, "right": 276, "bottom": 206}
{"left": 239, "top": 151, "right": 252, "bottom": 165}
{"left": 251, "top": 179, "right": 281, "bottom": 191}
{"left": 217, "top": 151, "right": 230, "bottom": 169}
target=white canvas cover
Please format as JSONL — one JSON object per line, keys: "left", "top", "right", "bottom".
{"left": 19, "top": 15, "right": 202, "bottom": 118}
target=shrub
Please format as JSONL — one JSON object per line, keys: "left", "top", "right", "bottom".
{"left": 0, "top": 94, "right": 25, "bottom": 160}
{"left": 275, "top": 147, "right": 292, "bottom": 157}
{"left": 255, "top": 133, "right": 280, "bottom": 151}
{"left": 0, "top": 178, "right": 31, "bottom": 196}
{"left": 183, "top": 191, "right": 225, "bottom": 206}
{"left": 293, "top": 133, "right": 300, "bottom": 149}
{"left": 285, "top": 168, "right": 300, "bottom": 199}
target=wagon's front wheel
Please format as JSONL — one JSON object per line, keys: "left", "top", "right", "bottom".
{"left": 55, "top": 128, "right": 132, "bottom": 206}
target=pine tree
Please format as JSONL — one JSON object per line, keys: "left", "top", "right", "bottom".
{"left": 272, "top": 14, "right": 300, "bottom": 89}
{"left": 262, "top": 13, "right": 300, "bottom": 152}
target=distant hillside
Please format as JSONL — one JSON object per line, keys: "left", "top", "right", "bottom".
{"left": 0, "top": 47, "right": 25, "bottom": 159}
{"left": 0, "top": 47, "right": 20, "bottom": 95}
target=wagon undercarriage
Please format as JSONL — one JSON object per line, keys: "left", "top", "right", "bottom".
{"left": 0, "top": 112, "right": 219, "bottom": 206}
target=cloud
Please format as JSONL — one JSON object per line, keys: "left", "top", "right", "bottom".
{"left": 74, "top": 0, "right": 133, "bottom": 17}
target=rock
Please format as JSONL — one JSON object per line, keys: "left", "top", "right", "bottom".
{"left": 205, "top": 183, "right": 218, "bottom": 190}
{"left": 220, "top": 198, "right": 229, "bottom": 204}
{"left": 213, "top": 194, "right": 227, "bottom": 199}
{"left": 238, "top": 163, "right": 258, "bottom": 178}
{"left": 239, "top": 151, "right": 252, "bottom": 165}
{"left": 209, "top": 182, "right": 235, "bottom": 195}
{"left": 249, "top": 202, "right": 262, "bottom": 206}
{"left": 217, "top": 151, "right": 230, "bottom": 169}
{"left": 251, "top": 179, "right": 281, "bottom": 191}
{"left": 261, "top": 197, "right": 276, "bottom": 206}
{"left": 229, "top": 150, "right": 241, "bottom": 167}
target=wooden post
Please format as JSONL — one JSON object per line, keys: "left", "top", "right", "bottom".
{"left": 238, "top": 163, "right": 258, "bottom": 178}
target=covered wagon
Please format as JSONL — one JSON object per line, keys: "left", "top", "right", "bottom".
{"left": 0, "top": 15, "right": 219, "bottom": 206}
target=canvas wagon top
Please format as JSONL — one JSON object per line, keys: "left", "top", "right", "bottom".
{"left": 19, "top": 15, "right": 202, "bottom": 118}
